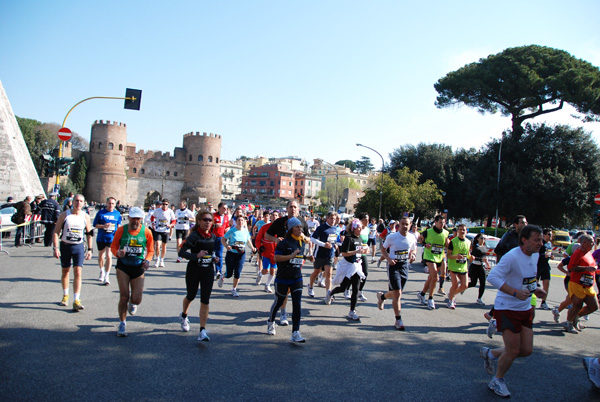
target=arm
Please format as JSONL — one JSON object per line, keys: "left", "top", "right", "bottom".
{"left": 111, "top": 227, "right": 124, "bottom": 258}
{"left": 273, "top": 248, "right": 301, "bottom": 262}
{"left": 84, "top": 215, "right": 93, "bottom": 260}
{"left": 144, "top": 228, "right": 154, "bottom": 264}
{"left": 52, "top": 212, "right": 67, "bottom": 258}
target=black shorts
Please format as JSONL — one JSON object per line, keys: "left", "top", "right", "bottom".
{"left": 367, "top": 238, "right": 376, "bottom": 246}
{"left": 314, "top": 256, "right": 334, "bottom": 271}
{"left": 422, "top": 260, "right": 443, "bottom": 268}
{"left": 388, "top": 263, "right": 408, "bottom": 291}
{"left": 96, "top": 240, "right": 112, "bottom": 251}
{"left": 116, "top": 259, "right": 146, "bottom": 280}
{"left": 536, "top": 265, "right": 551, "bottom": 281}
{"left": 153, "top": 231, "right": 168, "bottom": 243}
{"left": 175, "top": 229, "right": 188, "bottom": 240}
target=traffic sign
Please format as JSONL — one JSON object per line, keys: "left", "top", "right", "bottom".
{"left": 595, "top": 194, "right": 600, "bottom": 205}
{"left": 57, "top": 127, "right": 72, "bottom": 141}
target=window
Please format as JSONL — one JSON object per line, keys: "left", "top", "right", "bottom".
{"left": 133, "top": 168, "right": 137, "bottom": 173}
{"left": 270, "top": 181, "right": 274, "bottom": 186}
{"left": 216, "top": 157, "right": 219, "bottom": 163}
{"left": 250, "top": 180, "right": 257, "bottom": 186}
{"left": 118, "top": 144, "right": 123, "bottom": 151}
{"left": 259, "top": 180, "right": 266, "bottom": 186}
{"left": 198, "top": 155, "right": 203, "bottom": 162}
{"left": 174, "top": 172, "right": 178, "bottom": 177}
{"left": 166, "top": 171, "right": 170, "bottom": 176}
{"left": 108, "top": 143, "right": 114, "bottom": 150}
{"left": 208, "top": 156, "right": 213, "bottom": 162}
{"left": 98, "top": 142, "right": 103, "bottom": 149}
{"left": 141, "top": 169, "right": 145, "bottom": 174}
{"left": 189, "top": 155, "right": 192, "bottom": 161}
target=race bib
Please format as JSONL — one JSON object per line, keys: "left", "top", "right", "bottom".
{"left": 456, "top": 255, "right": 467, "bottom": 264}
{"left": 290, "top": 257, "right": 304, "bottom": 265}
{"left": 66, "top": 228, "right": 83, "bottom": 243}
{"left": 395, "top": 250, "right": 409, "bottom": 261}
{"left": 105, "top": 223, "right": 115, "bottom": 233}
{"left": 431, "top": 245, "right": 443, "bottom": 255}
{"left": 327, "top": 234, "right": 337, "bottom": 243}
{"left": 124, "top": 245, "right": 142, "bottom": 258}
{"left": 198, "top": 255, "right": 212, "bottom": 268}
{"left": 580, "top": 273, "right": 594, "bottom": 287}
{"left": 177, "top": 218, "right": 189, "bottom": 225}
{"left": 157, "top": 219, "right": 168, "bottom": 229}
{"left": 522, "top": 277, "right": 537, "bottom": 292}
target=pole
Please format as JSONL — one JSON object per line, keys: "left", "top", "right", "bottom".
{"left": 494, "top": 135, "right": 503, "bottom": 237}
{"left": 322, "top": 160, "right": 339, "bottom": 212}
{"left": 356, "top": 144, "right": 384, "bottom": 221}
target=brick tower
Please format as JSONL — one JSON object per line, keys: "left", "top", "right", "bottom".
{"left": 181, "top": 132, "right": 222, "bottom": 206}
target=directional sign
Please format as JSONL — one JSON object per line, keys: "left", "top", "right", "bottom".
{"left": 57, "top": 127, "right": 72, "bottom": 141}
{"left": 595, "top": 194, "right": 600, "bottom": 205}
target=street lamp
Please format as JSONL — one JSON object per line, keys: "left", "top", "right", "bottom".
{"left": 356, "top": 143, "right": 384, "bottom": 221}
{"left": 494, "top": 133, "right": 505, "bottom": 237}
{"left": 321, "top": 160, "right": 339, "bottom": 212}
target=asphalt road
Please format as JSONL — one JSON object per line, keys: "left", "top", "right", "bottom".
{"left": 0, "top": 238, "right": 599, "bottom": 401}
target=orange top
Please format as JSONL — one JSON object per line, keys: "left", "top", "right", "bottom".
{"left": 111, "top": 224, "right": 155, "bottom": 261}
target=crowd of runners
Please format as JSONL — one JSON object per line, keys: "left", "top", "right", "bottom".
{"left": 30, "top": 192, "right": 600, "bottom": 397}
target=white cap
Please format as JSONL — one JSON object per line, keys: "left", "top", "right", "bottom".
{"left": 129, "top": 207, "right": 144, "bottom": 219}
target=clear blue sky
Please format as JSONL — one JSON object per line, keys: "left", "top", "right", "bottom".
{"left": 2, "top": 1, "right": 599, "bottom": 169}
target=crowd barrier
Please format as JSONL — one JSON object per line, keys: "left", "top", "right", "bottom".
{"left": 0, "top": 215, "right": 44, "bottom": 255}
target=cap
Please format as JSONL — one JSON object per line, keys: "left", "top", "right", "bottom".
{"left": 351, "top": 218, "right": 361, "bottom": 230}
{"left": 129, "top": 207, "right": 144, "bottom": 219}
{"left": 286, "top": 217, "right": 302, "bottom": 230}
{"left": 49, "top": 192, "right": 58, "bottom": 197}
{"left": 389, "top": 220, "right": 396, "bottom": 224}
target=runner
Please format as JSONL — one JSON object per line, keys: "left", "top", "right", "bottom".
{"left": 177, "top": 210, "right": 218, "bottom": 341}
{"left": 53, "top": 194, "right": 94, "bottom": 311}
{"left": 220, "top": 215, "right": 256, "bottom": 296}
{"left": 565, "top": 234, "right": 598, "bottom": 333}
{"left": 93, "top": 197, "right": 122, "bottom": 285}
{"left": 417, "top": 215, "right": 449, "bottom": 310}
{"left": 446, "top": 224, "right": 471, "bottom": 309}
{"left": 39, "top": 192, "right": 61, "bottom": 247}
{"left": 537, "top": 228, "right": 553, "bottom": 310}
{"left": 368, "top": 218, "right": 378, "bottom": 263}
{"left": 110, "top": 207, "right": 154, "bottom": 337}
{"left": 479, "top": 225, "right": 546, "bottom": 398}
{"left": 252, "top": 210, "right": 271, "bottom": 277}
{"left": 267, "top": 217, "right": 312, "bottom": 342}
{"left": 307, "top": 212, "right": 338, "bottom": 299}
{"left": 212, "top": 202, "right": 231, "bottom": 280}
{"left": 174, "top": 200, "right": 195, "bottom": 263}
{"left": 356, "top": 212, "right": 371, "bottom": 302}
{"left": 376, "top": 216, "right": 417, "bottom": 330}
{"left": 255, "top": 211, "right": 279, "bottom": 293}
{"left": 467, "top": 233, "right": 490, "bottom": 305}
{"left": 151, "top": 199, "right": 176, "bottom": 267}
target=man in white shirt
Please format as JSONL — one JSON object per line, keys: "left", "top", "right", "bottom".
{"left": 151, "top": 199, "right": 176, "bottom": 267}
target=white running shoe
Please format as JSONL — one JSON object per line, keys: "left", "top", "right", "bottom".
{"left": 117, "top": 322, "right": 127, "bottom": 337}
{"left": 159, "top": 258, "right": 165, "bottom": 267}
{"left": 488, "top": 377, "right": 510, "bottom": 397}
{"left": 344, "top": 290, "right": 351, "bottom": 299}
{"left": 267, "top": 320, "right": 277, "bottom": 335}
{"left": 377, "top": 292, "right": 385, "bottom": 310}
{"left": 540, "top": 301, "right": 550, "bottom": 310}
{"left": 447, "top": 299, "right": 455, "bottom": 309}
{"left": 358, "top": 292, "right": 367, "bottom": 302}
{"left": 265, "top": 285, "right": 273, "bottom": 293}
{"left": 476, "top": 298, "right": 485, "bottom": 305}
{"left": 552, "top": 307, "right": 560, "bottom": 323}
{"left": 394, "top": 319, "right": 405, "bottom": 331}
{"left": 583, "top": 357, "right": 600, "bottom": 389}
{"left": 98, "top": 271, "right": 105, "bottom": 282}
{"left": 347, "top": 310, "right": 360, "bottom": 321}
{"left": 318, "top": 277, "right": 326, "bottom": 288}
{"left": 427, "top": 298, "right": 435, "bottom": 310}
{"left": 487, "top": 319, "right": 497, "bottom": 338}
{"left": 198, "top": 329, "right": 210, "bottom": 342}
{"left": 179, "top": 313, "right": 190, "bottom": 332}
{"left": 417, "top": 292, "right": 427, "bottom": 305}
{"left": 128, "top": 302, "right": 138, "bottom": 316}
{"left": 218, "top": 275, "right": 224, "bottom": 288}
{"left": 154, "top": 259, "right": 160, "bottom": 268}
{"left": 325, "top": 290, "right": 333, "bottom": 305}
{"left": 290, "top": 330, "right": 306, "bottom": 343}
{"left": 231, "top": 288, "right": 240, "bottom": 297}
{"left": 255, "top": 274, "right": 262, "bottom": 285}
{"left": 480, "top": 346, "right": 495, "bottom": 375}
{"left": 279, "top": 313, "right": 289, "bottom": 326}
{"left": 103, "top": 275, "right": 110, "bottom": 286}
{"left": 307, "top": 285, "right": 315, "bottom": 297}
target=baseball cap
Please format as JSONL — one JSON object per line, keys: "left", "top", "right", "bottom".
{"left": 129, "top": 207, "right": 144, "bottom": 218}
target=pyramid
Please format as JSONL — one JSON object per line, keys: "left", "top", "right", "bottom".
{"left": 0, "top": 80, "right": 45, "bottom": 201}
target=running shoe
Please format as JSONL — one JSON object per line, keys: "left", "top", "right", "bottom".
{"left": 198, "top": 329, "right": 210, "bottom": 342}
{"left": 72, "top": 299, "right": 84, "bottom": 311}
{"left": 427, "top": 298, "right": 435, "bottom": 310}
{"left": 325, "top": 290, "right": 333, "bottom": 305}
{"left": 417, "top": 292, "right": 426, "bottom": 305}
{"left": 583, "top": 357, "right": 600, "bottom": 389}
{"left": 552, "top": 307, "right": 560, "bottom": 323}
{"left": 60, "top": 294, "right": 69, "bottom": 306}
{"left": 394, "top": 319, "right": 405, "bottom": 331}
{"left": 487, "top": 319, "right": 497, "bottom": 339}
{"left": 179, "top": 313, "right": 190, "bottom": 332}
{"left": 377, "top": 259, "right": 382, "bottom": 268}
{"left": 484, "top": 312, "right": 492, "bottom": 321}
{"left": 159, "top": 258, "right": 165, "bottom": 267}
{"left": 255, "top": 274, "right": 262, "bottom": 285}
{"left": 540, "top": 301, "right": 550, "bottom": 310}
{"left": 582, "top": 315, "right": 590, "bottom": 321}
{"left": 176, "top": 257, "right": 182, "bottom": 263}
{"left": 128, "top": 302, "right": 138, "bottom": 316}
{"left": 370, "top": 259, "right": 376, "bottom": 264}
{"left": 574, "top": 316, "right": 584, "bottom": 331}
{"left": 267, "top": 320, "right": 277, "bottom": 335}
{"left": 231, "top": 288, "right": 240, "bottom": 297}
{"left": 318, "top": 277, "right": 326, "bottom": 288}
{"left": 117, "top": 322, "right": 127, "bottom": 337}
{"left": 377, "top": 292, "right": 385, "bottom": 310}
{"left": 447, "top": 299, "right": 455, "bottom": 309}
{"left": 154, "top": 259, "right": 160, "bottom": 268}
{"left": 217, "top": 275, "right": 224, "bottom": 288}
{"left": 307, "top": 285, "right": 315, "bottom": 297}
{"left": 476, "top": 298, "right": 485, "bottom": 305}
{"left": 347, "top": 310, "right": 360, "bottom": 321}
{"left": 480, "top": 347, "right": 495, "bottom": 375}
{"left": 279, "top": 313, "right": 289, "bottom": 326}
{"left": 265, "top": 285, "right": 273, "bottom": 293}
{"left": 97, "top": 270, "right": 105, "bottom": 281}
{"left": 437, "top": 287, "right": 446, "bottom": 296}
{"left": 344, "top": 290, "right": 351, "bottom": 299}
{"left": 103, "top": 275, "right": 110, "bottom": 286}
{"left": 488, "top": 377, "right": 510, "bottom": 397}
{"left": 358, "top": 292, "right": 368, "bottom": 302}
{"left": 564, "top": 322, "right": 579, "bottom": 334}
{"left": 290, "top": 331, "right": 306, "bottom": 343}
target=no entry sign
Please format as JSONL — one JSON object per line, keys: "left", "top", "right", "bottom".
{"left": 595, "top": 194, "right": 600, "bottom": 205}
{"left": 58, "top": 127, "right": 72, "bottom": 141}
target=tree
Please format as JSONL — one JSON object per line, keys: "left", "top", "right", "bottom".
{"left": 434, "top": 45, "right": 600, "bottom": 138}
{"left": 335, "top": 160, "right": 357, "bottom": 172}
{"left": 317, "top": 177, "right": 360, "bottom": 210}
{"left": 72, "top": 154, "right": 88, "bottom": 193}
{"left": 355, "top": 156, "right": 374, "bottom": 174}
{"left": 17, "top": 117, "right": 60, "bottom": 174}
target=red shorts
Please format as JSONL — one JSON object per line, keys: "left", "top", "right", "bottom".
{"left": 494, "top": 308, "right": 534, "bottom": 333}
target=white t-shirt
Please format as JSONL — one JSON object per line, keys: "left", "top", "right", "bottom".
{"left": 152, "top": 208, "right": 176, "bottom": 233}
{"left": 382, "top": 232, "right": 417, "bottom": 265}
{"left": 487, "top": 246, "right": 538, "bottom": 311}
{"left": 175, "top": 208, "right": 195, "bottom": 230}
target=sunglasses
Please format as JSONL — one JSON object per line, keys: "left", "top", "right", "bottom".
{"left": 202, "top": 218, "right": 213, "bottom": 222}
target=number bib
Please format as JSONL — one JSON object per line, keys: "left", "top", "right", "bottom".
{"left": 522, "top": 277, "right": 537, "bottom": 292}
{"left": 327, "top": 234, "right": 338, "bottom": 243}
{"left": 157, "top": 219, "right": 168, "bottom": 229}
{"left": 290, "top": 257, "right": 304, "bottom": 266}
{"left": 124, "top": 245, "right": 143, "bottom": 258}
{"left": 66, "top": 228, "right": 83, "bottom": 243}
{"left": 198, "top": 255, "right": 213, "bottom": 268}
{"left": 431, "top": 244, "right": 444, "bottom": 254}
{"left": 580, "top": 273, "right": 594, "bottom": 287}
{"left": 177, "top": 218, "right": 189, "bottom": 225}
{"left": 105, "top": 223, "right": 115, "bottom": 233}
{"left": 456, "top": 256, "right": 467, "bottom": 264}
{"left": 395, "top": 250, "right": 409, "bottom": 262}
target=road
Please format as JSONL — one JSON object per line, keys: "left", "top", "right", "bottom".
{"left": 0, "top": 238, "right": 598, "bottom": 401}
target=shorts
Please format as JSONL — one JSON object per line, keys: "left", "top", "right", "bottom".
{"left": 387, "top": 264, "right": 408, "bottom": 291}
{"left": 367, "top": 238, "right": 376, "bottom": 246}
{"left": 96, "top": 240, "right": 112, "bottom": 251}
{"left": 449, "top": 269, "right": 467, "bottom": 275}
{"left": 568, "top": 281, "right": 597, "bottom": 299}
{"left": 262, "top": 256, "right": 276, "bottom": 270}
{"left": 536, "top": 265, "right": 551, "bottom": 281}
{"left": 423, "top": 260, "right": 444, "bottom": 269}
{"left": 116, "top": 259, "right": 146, "bottom": 280}
{"left": 563, "top": 275, "right": 570, "bottom": 291}
{"left": 175, "top": 229, "right": 188, "bottom": 240}
{"left": 314, "top": 256, "right": 334, "bottom": 271}
{"left": 494, "top": 308, "right": 534, "bottom": 333}
{"left": 59, "top": 242, "right": 85, "bottom": 268}
{"left": 153, "top": 231, "right": 168, "bottom": 243}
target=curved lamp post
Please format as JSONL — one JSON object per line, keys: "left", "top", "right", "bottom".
{"left": 356, "top": 143, "right": 384, "bottom": 221}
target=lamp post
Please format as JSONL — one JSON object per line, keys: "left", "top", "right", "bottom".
{"left": 356, "top": 143, "right": 384, "bottom": 222}
{"left": 494, "top": 133, "right": 505, "bottom": 237}
{"left": 322, "top": 160, "right": 339, "bottom": 212}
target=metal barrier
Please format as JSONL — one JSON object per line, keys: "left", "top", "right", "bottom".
{"left": 0, "top": 215, "right": 44, "bottom": 255}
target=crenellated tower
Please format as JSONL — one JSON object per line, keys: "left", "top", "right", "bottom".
{"left": 181, "top": 132, "right": 222, "bottom": 206}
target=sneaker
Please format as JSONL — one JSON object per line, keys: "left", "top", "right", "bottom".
{"left": 370, "top": 259, "right": 376, "bottom": 264}
{"left": 325, "top": 290, "right": 333, "bottom": 305}
{"left": 97, "top": 271, "right": 105, "bottom": 281}
{"left": 358, "top": 292, "right": 367, "bottom": 302}
{"left": 279, "top": 313, "right": 289, "bottom": 326}
{"left": 423, "top": 266, "right": 429, "bottom": 274}
{"left": 552, "top": 307, "right": 560, "bottom": 323}
{"left": 290, "top": 330, "right": 306, "bottom": 343}
{"left": 159, "top": 258, "right": 165, "bottom": 267}
{"left": 255, "top": 274, "right": 262, "bottom": 285}
{"left": 176, "top": 257, "right": 182, "bottom": 263}
{"left": 377, "top": 259, "right": 382, "bottom": 268}
{"left": 169, "top": 236, "right": 172, "bottom": 241}
{"left": 488, "top": 377, "right": 510, "bottom": 398}
{"left": 487, "top": 319, "right": 497, "bottom": 339}
{"left": 447, "top": 299, "right": 454, "bottom": 309}
{"left": 318, "top": 277, "right": 326, "bottom": 288}
{"left": 267, "top": 320, "right": 277, "bottom": 335}
{"left": 480, "top": 347, "right": 495, "bottom": 375}
{"left": 103, "top": 276, "right": 110, "bottom": 286}
{"left": 437, "top": 287, "right": 446, "bottom": 296}
{"left": 583, "top": 357, "right": 600, "bottom": 389}
{"left": 417, "top": 292, "right": 427, "bottom": 305}
{"left": 344, "top": 290, "right": 351, "bottom": 299}
{"left": 484, "top": 312, "right": 492, "bottom": 321}
{"left": 60, "top": 294, "right": 69, "bottom": 306}
{"left": 127, "top": 302, "right": 137, "bottom": 315}
{"left": 307, "top": 285, "right": 315, "bottom": 297}
{"left": 179, "top": 313, "right": 190, "bottom": 332}
{"left": 198, "top": 329, "right": 210, "bottom": 342}
{"left": 564, "top": 322, "right": 579, "bottom": 334}
{"left": 476, "top": 298, "right": 485, "bottom": 305}
{"left": 574, "top": 316, "right": 584, "bottom": 331}
{"left": 265, "top": 285, "right": 273, "bottom": 293}
{"left": 377, "top": 292, "right": 385, "bottom": 310}
{"left": 117, "top": 322, "right": 127, "bottom": 337}
{"left": 394, "top": 319, "right": 405, "bottom": 331}
{"left": 427, "top": 298, "right": 435, "bottom": 310}
{"left": 154, "top": 259, "right": 160, "bottom": 268}
{"left": 217, "top": 275, "right": 224, "bottom": 288}
{"left": 540, "top": 301, "right": 550, "bottom": 310}
{"left": 72, "top": 299, "right": 84, "bottom": 311}
{"left": 347, "top": 310, "right": 360, "bottom": 321}
{"left": 582, "top": 315, "right": 590, "bottom": 321}
{"left": 231, "top": 288, "right": 240, "bottom": 297}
